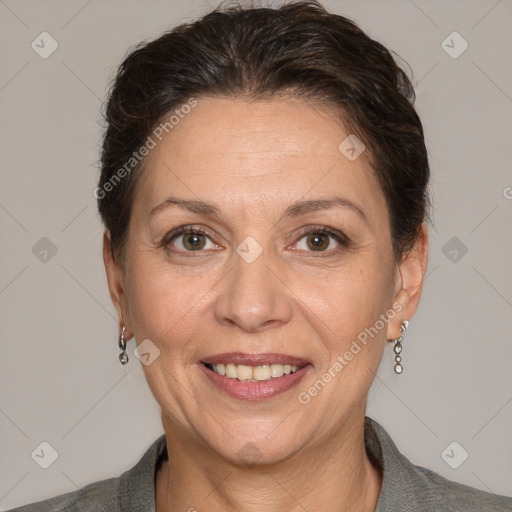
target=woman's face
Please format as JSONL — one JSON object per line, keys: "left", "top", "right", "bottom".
{"left": 106, "top": 96, "right": 425, "bottom": 464}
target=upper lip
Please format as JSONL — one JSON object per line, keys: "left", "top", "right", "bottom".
{"left": 201, "top": 352, "right": 310, "bottom": 367}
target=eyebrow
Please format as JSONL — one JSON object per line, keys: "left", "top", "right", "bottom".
{"left": 150, "top": 196, "right": 367, "bottom": 223}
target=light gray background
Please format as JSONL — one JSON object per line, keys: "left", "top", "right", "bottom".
{"left": 1, "top": 0, "right": 511, "bottom": 509}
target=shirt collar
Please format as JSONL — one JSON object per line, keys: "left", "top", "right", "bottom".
{"left": 365, "top": 416, "right": 431, "bottom": 512}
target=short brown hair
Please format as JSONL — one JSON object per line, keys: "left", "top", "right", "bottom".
{"left": 98, "top": 0, "right": 430, "bottom": 263}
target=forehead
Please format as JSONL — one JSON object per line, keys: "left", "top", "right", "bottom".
{"left": 134, "top": 96, "right": 386, "bottom": 223}
{"left": 149, "top": 96, "right": 355, "bottom": 169}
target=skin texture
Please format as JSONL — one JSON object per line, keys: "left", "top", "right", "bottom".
{"left": 104, "top": 96, "right": 428, "bottom": 511}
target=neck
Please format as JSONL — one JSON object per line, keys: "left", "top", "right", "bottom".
{"left": 156, "top": 413, "right": 382, "bottom": 512}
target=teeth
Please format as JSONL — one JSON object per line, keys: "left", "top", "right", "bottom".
{"left": 237, "top": 364, "right": 254, "bottom": 381}
{"left": 208, "top": 363, "right": 301, "bottom": 381}
{"left": 253, "top": 365, "right": 271, "bottom": 381}
{"left": 271, "top": 364, "right": 284, "bottom": 378}
{"left": 225, "top": 363, "right": 237, "bottom": 379}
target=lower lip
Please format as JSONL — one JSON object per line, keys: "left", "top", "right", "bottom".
{"left": 199, "top": 363, "right": 311, "bottom": 401}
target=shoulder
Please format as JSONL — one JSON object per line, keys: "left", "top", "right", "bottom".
{"left": 365, "top": 417, "right": 512, "bottom": 512}
{"left": 7, "top": 434, "right": 167, "bottom": 512}
{"left": 6, "top": 476, "right": 121, "bottom": 512}
{"left": 411, "top": 461, "right": 512, "bottom": 511}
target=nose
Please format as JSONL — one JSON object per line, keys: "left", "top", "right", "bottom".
{"left": 213, "top": 246, "right": 293, "bottom": 333}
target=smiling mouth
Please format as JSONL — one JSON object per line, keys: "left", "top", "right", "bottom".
{"left": 200, "top": 353, "right": 312, "bottom": 400}
{"left": 203, "top": 362, "right": 304, "bottom": 382}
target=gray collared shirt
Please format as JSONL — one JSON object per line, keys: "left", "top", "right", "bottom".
{"left": 8, "top": 417, "right": 512, "bottom": 511}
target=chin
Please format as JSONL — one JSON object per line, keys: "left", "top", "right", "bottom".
{"left": 199, "top": 418, "right": 309, "bottom": 467}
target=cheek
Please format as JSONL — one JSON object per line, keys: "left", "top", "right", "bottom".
{"left": 125, "top": 256, "right": 220, "bottom": 353}
{"left": 297, "top": 258, "right": 395, "bottom": 377}
{"left": 309, "top": 259, "right": 393, "bottom": 329}
{"left": 124, "top": 258, "right": 218, "bottom": 420}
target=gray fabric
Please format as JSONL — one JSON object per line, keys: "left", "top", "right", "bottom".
{"left": 364, "top": 419, "right": 512, "bottom": 512}
{"left": 8, "top": 417, "right": 512, "bottom": 511}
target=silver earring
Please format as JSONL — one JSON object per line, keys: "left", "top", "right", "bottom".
{"left": 118, "top": 325, "right": 129, "bottom": 365}
{"left": 393, "top": 320, "right": 408, "bottom": 374}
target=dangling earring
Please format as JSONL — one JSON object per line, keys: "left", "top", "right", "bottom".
{"left": 393, "top": 320, "right": 408, "bottom": 374}
{"left": 118, "top": 325, "right": 129, "bottom": 365}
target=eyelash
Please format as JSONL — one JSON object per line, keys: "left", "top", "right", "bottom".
{"left": 158, "top": 225, "right": 350, "bottom": 257}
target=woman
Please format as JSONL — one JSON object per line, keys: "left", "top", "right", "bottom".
{"left": 9, "top": 1, "right": 512, "bottom": 511}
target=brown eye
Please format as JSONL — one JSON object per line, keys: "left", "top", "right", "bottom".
{"left": 306, "top": 233, "right": 330, "bottom": 251}
{"left": 182, "top": 233, "right": 207, "bottom": 251}
{"left": 292, "top": 226, "right": 349, "bottom": 255}
{"left": 162, "top": 227, "right": 220, "bottom": 253}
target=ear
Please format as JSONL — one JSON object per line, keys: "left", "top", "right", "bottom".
{"left": 103, "top": 231, "right": 133, "bottom": 338}
{"left": 388, "top": 223, "right": 428, "bottom": 340}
